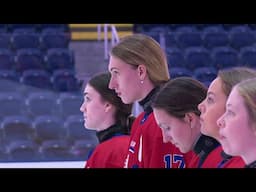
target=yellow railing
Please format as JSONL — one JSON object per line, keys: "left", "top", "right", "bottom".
{"left": 69, "top": 24, "right": 133, "bottom": 41}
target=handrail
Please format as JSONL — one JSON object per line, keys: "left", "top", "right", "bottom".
{"left": 97, "top": 24, "right": 120, "bottom": 60}
{"left": 110, "top": 25, "right": 119, "bottom": 45}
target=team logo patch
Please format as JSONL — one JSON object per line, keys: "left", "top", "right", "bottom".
{"left": 129, "top": 146, "right": 135, "bottom": 153}
{"left": 129, "top": 141, "right": 136, "bottom": 153}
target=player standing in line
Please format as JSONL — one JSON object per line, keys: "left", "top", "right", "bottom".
{"left": 80, "top": 72, "right": 134, "bottom": 168}
{"left": 108, "top": 34, "right": 193, "bottom": 168}
{"left": 152, "top": 77, "right": 212, "bottom": 168}
{"left": 217, "top": 77, "right": 256, "bottom": 168}
{"left": 197, "top": 67, "right": 256, "bottom": 168}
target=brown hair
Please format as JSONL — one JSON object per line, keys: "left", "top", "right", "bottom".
{"left": 218, "top": 67, "right": 256, "bottom": 97}
{"left": 152, "top": 77, "right": 207, "bottom": 118}
{"left": 110, "top": 33, "right": 170, "bottom": 86}
{"left": 236, "top": 78, "right": 256, "bottom": 129}
{"left": 88, "top": 72, "right": 135, "bottom": 133}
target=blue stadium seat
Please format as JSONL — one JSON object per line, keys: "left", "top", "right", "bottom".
{"left": 143, "top": 31, "right": 162, "bottom": 44}
{"left": 0, "top": 48, "right": 14, "bottom": 70}
{"left": 166, "top": 47, "right": 185, "bottom": 68}
{"left": 51, "top": 69, "right": 81, "bottom": 92}
{"left": 193, "top": 66, "right": 217, "bottom": 83}
{"left": 64, "top": 115, "right": 97, "bottom": 143}
{"left": 8, "top": 24, "right": 37, "bottom": 32}
{"left": 175, "top": 26, "right": 202, "bottom": 49}
{"left": 11, "top": 30, "right": 40, "bottom": 50}
{"left": 222, "top": 24, "right": 245, "bottom": 30}
{"left": 70, "top": 139, "right": 97, "bottom": 161}
{"left": 1, "top": 115, "right": 34, "bottom": 142}
{"left": 134, "top": 24, "right": 164, "bottom": 32}
{"left": 12, "top": 28, "right": 36, "bottom": 33}
{"left": 169, "top": 67, "right": 193, "bottom": 78}
{"left": 0, "top": 33, "right": 11, "bottom": 49}
{"left": 26, "top": 92, "right": 58, "bottom": 118}
{"left": 15, "top": 48, "right": 44, "bottom": 73}
{"left": 8, "top": 140, "right": 40, "bottom": 162}
{"left": 211, "top": 46, "right": 239, "bottom": 69}
{"left": 202, "top": 26, "right": 229, "bottom": 49}
{"left": 184, "top": 46, "right": 212, "bottom": 70}
{"left": 248, "top": 24, "right": 256, "bottom": 30}
{"left": 196, "top": 24, "right": 223, "bottom": 30}
{"left": 45, "top": 48, "right": 74, "bottom": 72}
{"left": 20, "top": 69, "right": 52, "bottom": 89}
{"left": 0, "top": 70, "right": 19, "bottom": 81}
{"left": 33, "top": 115, "right": 66, "bottom": 142}
{"left": 239, "top": 46, "right": 256, "bottom": 68}
{"left": 164, "top": 32, "right": 177, "bottom": 48}
{"left": 0, "top": 92, "right": 25, "bottom": 118}
{"left": 148, "top": 26, "right": 167, "bottom": 33}
{"left": 40, "top": 140, "right": 71, "bottom": 161}
{"left": 174, "top": 26, "right": 198, "bottom": 32}
{"left": 38, "top": 24, "right": 69, "bottom": 32}
{"left": 57, "top": 93, "right": 83, "bottom": 119}
{"left": 229, "top": 26, "right": 256, "bottom": 50}
{"left": 168, "top": 24, "right": 196, "bottom": 31}
{"left": 41, "top": 28, "right": 70, "bottom": 50}
{"left": 0, "top": 24, "right": 7, "bottom": 33}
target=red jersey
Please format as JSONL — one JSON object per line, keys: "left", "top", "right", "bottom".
{"left": 201, "top": 145, "right": 245, "bottom": 168}
{"left": 187, "top": 153, "right": 200, "bottom": 168}
{"left": 124, "top": 112, "right": 194, "bottom": 168}
{"left": 85, "top": 135, "right": 130, "bottom": 168}
{"left": 187, "top": 135, "right": 220, "bottom": 168}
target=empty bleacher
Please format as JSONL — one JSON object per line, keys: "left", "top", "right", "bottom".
{"left": 0, "top": 24, "right": 98, "bottom": 163}
{"left": 2, "top": 23, "right": 256, "bottom": 163}
{"left": 137, "top": 24, "right": 256, "bottom": 85}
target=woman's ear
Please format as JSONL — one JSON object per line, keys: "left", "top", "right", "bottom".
{"left": 137, "top": 64, "right": 147, "bottom": 81}
{"left": 104, "top": 102, "right": 112, "bottom": 113}
{"left": 185, "top": 112, "right": 196, "bottom": 129}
